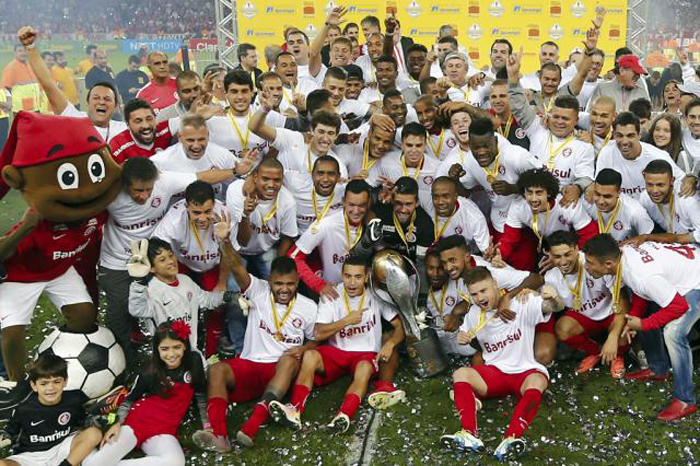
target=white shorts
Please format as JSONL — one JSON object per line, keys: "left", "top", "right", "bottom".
{"left": 0, "top": 266, "right": 92, "bottom": 328}
{"left": 5, "top": 431, "right": 77, "bottom": 466}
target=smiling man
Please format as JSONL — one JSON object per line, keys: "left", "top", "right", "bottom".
{"left": 586, "top": 54, "right": 650, "bottom": 112}
{"left": 109, "top": 99, "right": 177, "bottom": 164}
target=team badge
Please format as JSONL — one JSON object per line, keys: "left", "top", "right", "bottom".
{"left": 614, "top": 221, "right": 623, "bottom": 231}
{"left": 586, "top": 277, "right": 595, "bottom": 288}
{"left": 455, "top": 226, "right": 463, "bottom": 234}
{"left": 292, "top": 317, "right": 303, "bottom": 329}
{"left": 183, "top": 370, "right": 192, "bottom": 384}
{"left": 84, "top": 226, "right": 96, "bottom": 237}
{"left": 423, "top": 175, "right": 434, "bottom": 185}
{"left": 562, "top": 148, "right": 573, "bottom": 158}
{"left": 151, "top": 197, "right": 162, "bottom": 208}
{"left": 446, "top": 138, "right": 456, "bottom": 148}
{"left": 498, "top": 165, "right": 506, "bottom": 175}
{"left": 515, "top": 128, "right": 526, "bottom": 139}
{"left": 446, "top": 296, "right": 456, "bottom": 306}
{"left": 58, "top": 412, "right": 71, "bottom": 426}
{"left": 406, "top": 231, "right": 417, "bottom": 242}
{"left": 187, "top": 291, "right": 193, "bottom": 301}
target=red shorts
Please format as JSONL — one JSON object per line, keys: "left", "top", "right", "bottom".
{"left": 178, "top": 263, "right": 220, "bottom": 291}
{"left": 535, "top": 313, "right": 559, "bottom": 334}
{"left": 225, "top": 358, "right": 277, "bottom": 403}
{"left": 472, "top": 364, "right": 547, "bottom": 399}
{"left": 313, "top": 345, "right": 378, "bottom": 386}
{"left": 562, "top": 310, "right": 613, "bottom": 336}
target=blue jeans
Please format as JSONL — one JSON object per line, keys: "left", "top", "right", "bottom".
{"left": 642, "top": 290, "right": 700, "bottom": 404}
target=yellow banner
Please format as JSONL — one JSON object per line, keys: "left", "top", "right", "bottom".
{"left": 236, "top": 0, "right": 627, "bottom": 73}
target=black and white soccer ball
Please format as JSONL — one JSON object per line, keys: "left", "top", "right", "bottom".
{"left": 37, "top": 326, "right": 126, "bottom": 400}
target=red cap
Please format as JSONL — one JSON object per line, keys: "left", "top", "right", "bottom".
{"left": 0, "top": 111, "right": 106, "bottom": 197}
{"left": 618, "top": 55, "right": 648, "bottom": 76}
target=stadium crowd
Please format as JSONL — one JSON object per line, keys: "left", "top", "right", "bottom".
{"left": 0, "top": 4, "right": 699, "bottom": 464}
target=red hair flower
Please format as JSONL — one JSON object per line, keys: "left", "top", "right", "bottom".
{"left": 170, "top": 320, "right": 191, "bottom": 342}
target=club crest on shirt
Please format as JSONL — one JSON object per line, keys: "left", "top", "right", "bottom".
{"left": 187, "top": 291, "right": 193, "bottom": 301}
{"left": 423, "top": 175, "right": 434, "bottom": 185}
{"left": 151, "top": 197, "right": 162, "bottom": 208}
{"left": 446, "top": 296, "right": 456, "bottom": 306}
{"left": 614, "top": 220, "right": 623, "bottom": 231}
{"left": 292, "top": 317, "right": 303, "bottom": 329}
{"left": 446, "top": 138, "right": 456, "bottom": 148}
{"left": 183, "top": 370, "right": 192, "bottom": 384}
{"left": 562, "top": 148, "right": 573, "bottom": 158}
{"left": 515, "top": 128, "right": 526, "bottom": 139}
{"left": 58, "top": 412, "right": 71, "bottom": 426}
{"left": 586, "top": 277, "right": 595, "bottom": 288}
{"left": 455, "top": 226, "right": 463, "bottom": 234}
{"left": 84, "top": 226, "right": 96, "bottom": 237}
{"left": 558, "top": 214, "right": 566, "bottom": 224}
{"left": 499, "top": 165, "right": 506, "bottom": 175}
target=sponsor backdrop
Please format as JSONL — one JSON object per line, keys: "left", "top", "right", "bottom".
{"left": 236, "top": 0, "right": 627, "bottom": 73}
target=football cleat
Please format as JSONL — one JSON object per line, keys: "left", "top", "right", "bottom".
{"left": 448, "top": 389, "right": 482, "bottom": 411}
{"left": 657, "top": 398, "right": 698, "bottom": 421}
{"left": 494, "top": 436, "right": 526, "bottom": 462}
{"left": 192, "top": 430, "right": 232, "bottom": 453}
{"left": 624, "top": 368, "right": 670, "bottom": 382}
{"left": 610, "top": 357, "right": 625, "bottom": 379}
{"left": 86, "top": 385, "right": 129, "bottom": 416}
{"left": 440, "top": 429, "right": 484, "bottom": 453}
{"left": 236, "top": 430, "right": 254, "bottom": 448}
{"left": 575, "top": 354, "right": 601, "bottom": 374}
{"left": 268, "top": 400, "right": 302, "bottom": 430}
{"left": 367, "top": 387, "right": 406, "bottom": 410}
{"left": 327, "top": 412, "right": 350, "bottom": 433}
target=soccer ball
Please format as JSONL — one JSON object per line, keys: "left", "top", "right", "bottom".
{"left": 37, "top": 326, "right": 126, "bottom": 400}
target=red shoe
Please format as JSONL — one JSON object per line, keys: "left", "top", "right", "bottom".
{"left": 367, "top": 382, "right": 406, "bottom": 409}
{"left": 575, "top": 354, "right": 601, "bottom": 374}
{"left": 624, "top": 368, "right": 669, "bottom": 382}
{"left": 610, "top": 357, "right": 625, "bottom": 380}
{"left": 657, "top": 398, "right": 698, "bottom": 421}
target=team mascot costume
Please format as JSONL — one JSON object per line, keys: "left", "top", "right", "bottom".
{"left": 0, "top": 111, "right": 122, "bottom": 382}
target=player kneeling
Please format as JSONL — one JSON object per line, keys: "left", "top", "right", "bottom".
{"left": 441, "top": 267, "right": 562, "bottom": 461}
{"left": 0, "top": 354, "right": 102, "bottom": 466}
{"left": 269, "top": 256, "right": 404, "bottom": 433}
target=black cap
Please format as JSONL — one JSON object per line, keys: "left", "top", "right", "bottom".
{"left": 203, "top": 63, "right": 226, "bottom": 77}
{"left": 343, "top": 64, "right": 363, "bottom": 81}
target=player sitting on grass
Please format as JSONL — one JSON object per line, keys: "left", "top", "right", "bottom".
{"left": 83, "top": 321, "right": 206, "bottom": 466}
{"left": 268, "top": 255, "right": 404, "bottom": 433}
{"left": 192, "top": 212, "right": 318, "bottom": 451}
{"left": 126, "top": 238, "right": 232, "bottom": 350}
{"left": 0, "top": 354, "right": 103, "bottom": 466}
{"left": 441, "top": 267, "right": 562, "bottom": 461}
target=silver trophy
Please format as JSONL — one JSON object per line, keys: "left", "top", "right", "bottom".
{"left": 370, "top": 249, "right": 448, "bottom": 378}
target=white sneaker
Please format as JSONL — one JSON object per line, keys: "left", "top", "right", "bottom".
{"left": 367, "top": 388, "right": 406, "bottom": 409}
{"left": 192, "top": 430, "right": 231, "bottom": 453}
{"left": 236, "top": 430, "right": 254, "bottom": 448}
{"left": 440, "top": 429, "right": 484, "bottom": 453}
{"left": 448, "top": 389, "right": 482, "bottom": 411}
{"left": 268, "top": 400, "right": 302, "bottom": 430}
{"left": 493, "top": 436, "right": 526, "bottom": 462}
{"left": 327, "top": 412, "right": 350, "bottom": 433}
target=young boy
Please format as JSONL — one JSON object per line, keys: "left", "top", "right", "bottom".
{"left": 1, "top": 354, "right": 102, "bottom": 466}
{"left": 127, "top": 238, "right": 232, "bottom": 350}
{"left": 441, "top": 267, "right": 562, "bottom": 461}
{"left": 268, "top": 256, "right": 404, "bottom": 433}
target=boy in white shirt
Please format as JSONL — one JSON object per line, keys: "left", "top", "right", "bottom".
{"left": 268, "top": 256, "right": 404, "bottom": 433}
{"left": 441, "top": 267, "right": 562, "bottom": 461}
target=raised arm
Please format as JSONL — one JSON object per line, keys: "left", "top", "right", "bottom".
{"left": 310, "top": 7, "right": 347, "bottom": 78}
{"left": 563, "top": 11, "right": 604, "bottom": 97}
{"left": 248, "top": 91, "right": 278, "bottom": 142}
{"left": 506, "top": 47, "right": 537, "bottom": 132}
{"left": 213, "top": 211, "right": 251, "bottom": 291}
{"left": 17, "top": 26, "right": 69, "bottom": 114}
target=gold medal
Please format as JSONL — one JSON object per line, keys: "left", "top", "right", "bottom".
{"left": 573, "top": 296, "right": 582, "bottom": 311}
{"left": 275, "top": 332, "right": 284, "bottom": 342}
{"left": 310, "top": 225, "right": 318, "bottom": 234}
{"left": 487, "top": 175, "right": 496, "bottom": 184}
{"left": 270, "top": 293, "right": 296, "bottom": 343}
{"left": 359, "top": 169, "right": 369, "bottom": 178}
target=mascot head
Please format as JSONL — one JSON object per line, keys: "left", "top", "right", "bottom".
{"left": 0, "top": 111, "right": 122, "bottom": 222}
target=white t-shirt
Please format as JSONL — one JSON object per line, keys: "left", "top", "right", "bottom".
{"left": 596, "top": 142, "right": 686, "bottom": 199}
{"left": 505, "top": 195, "right": 593, "bottom": 237}
{"left": 523, "top": 119, "right": 595, "bottom": 187}
{"left": 170, "top": 111, "right": 269, "bottom": 158}
{"left": 425, "top": 129, "right": 458, "bottom": 163}
{"left": 639, "top": 188, "right": 700, "bottom": 242}
{"left": 615, "top": 242, "right": 700, "bottom": 306}
{"left": 316, "top": 284, "right": 397, "bottom": 353}
{"left": 272, "top": 128, "right": 348, "bottom": 180}
{"left": 443, "top": 136, "right": 542, "bottom": 232}
{"left": 226, "top": 179, "right": 298, "bottom": 255}
{"left": 152, "top": 199, "right": 226, "bottom": 273}
{"left": 544, "top": 252, "right": 614, "bottom": 321}
{"left": 354, "top": 55, "right": 376, "bottom": 84}
{"left": 275, "top": 78, "right": 320, "bottom": 114}
{"left": 60, "top": 103, "right": 126, "bottom": 142}
{"left": 100, "top": 171, "right": 197, "bottom": 270}
{"left": 682, "top": 127, "right": 700, "bottom": 163}
{"left": 241, "top": 276, "right": 317, "bottom": 363}
{"left": 289, "top": 174, "right": 345, "bottom": 234}
{"left": 293, "top": 210, "right": 361, "bottom": 285}
{"left": 447, "top": 84, "right": 484, "bottom": 107}
{"left": 368, "top": 153, "right": 439, "bottom": 212}
{"left": 460, "top": 294, "right": 550, "bottom": 376}
{"left": 335, "top": 126, "right": 401, "bottom": 178}
{"left": 450, "top": 255, "right": 530, "bottom": 307}
{"left": 424, "top": 197, "right": 490, "bottom": 253}
{"left": 338, "top": 99, "right": 371, "bottom": 121}
{"left": 583, "top": 194, "right": 654, "bottom": 242}
{"left": 149, "top": 141, "right": 235, "bottom": 201}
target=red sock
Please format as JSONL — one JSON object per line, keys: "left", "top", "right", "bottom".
{"left": 505, "top": 389, "right": 542, "bottom": 438}
{"left": 373, "top": 380, "right": 394, "bottom": 392}
{"left": 204, "top": 307, "right": 225, "bottom": 357}
{"left": 453, "top": 382, "right": 478, "bottom": 434}
{"left": 207, "top": 397, "right": 228, "bottom": 437}
{"left": 290, "top": 384, "right": 311, "bottom": 414}
{"left": 339, "top": 393, "right": 361, "bottom": 419}
{"left": 562, "top": 333, "right": 600, "bottom": 356}
{"left": 240, "top": 402, "right": 269, "bottom": 439}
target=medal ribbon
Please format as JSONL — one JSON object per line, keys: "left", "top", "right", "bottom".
{"left": 392, "top": 210, "right": 417, "bottom": 248}
{"left": 344, "top": 213, "right": 363, "bottom": 251}
{"left": 228, "top": 110, "right": 251, "bottom": 150}
{"left": 565, "top": 257, "right": 585, "bottom": 310}
{"left": 311, "top": 189, "right": 335, "bottom": 229}
{"left": 482, "top": 148, "right": 501, "bottom": 182}
{"left": 401, "top": 155, "right": 422, "bottom": 180}
{"left": 342, "top": 289, "right": 366, "bottom": 316}
{"left": 270, "top": 293, "right": 296, "bottom": 338}
{"left": 498, "top": 115, "right": 514, "bottom": 139}
{"left": 427, "top": 130, "right": 445, "bottom": 160}
{"left": 429, "top": 285, "right": 447, "bottom": 317}
{"left": 611, "top": 257, "right": 623, "bottom": 314}
{"left": 659, "top": 193, "right": 676, "bottom": 234}
{"left": 530, "top": 204, "right": 551, "bottom": 249}
{"left": 547, "top": 134, "right": 575, "bottom": 170}
{"left": 597, "top": 198, "right": 621, "bottom": 234}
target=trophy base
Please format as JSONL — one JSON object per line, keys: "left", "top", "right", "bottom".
{"left": 405, "top": 328, "right": 449, "bottom": 378}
